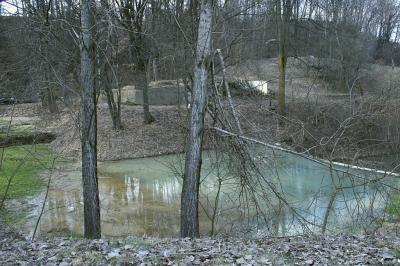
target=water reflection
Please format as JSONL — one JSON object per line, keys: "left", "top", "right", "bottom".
{"left": 23, "top": 150, "right": 394, "bottom": 238}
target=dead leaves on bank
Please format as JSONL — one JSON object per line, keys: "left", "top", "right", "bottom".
{"left": 1, "top": 224, "right": 400, "bottom": 265}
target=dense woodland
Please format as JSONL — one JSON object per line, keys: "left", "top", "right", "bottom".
{"left": 1, "top": 0, "right": 400, "bottom": 264}
{"left": 2, "top": 0, "right": 400, "bottom": 101}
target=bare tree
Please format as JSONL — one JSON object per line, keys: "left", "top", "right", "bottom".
{"left": 80, "top": 0, "right": 101, "bottom": 238}
{"left": 97, "top": 0, "right": 123, "bottom": 130}
{"left": 114, "top": 0, "right": 155, "bottom": 124}
{"left": 180, "top": 0, "right": 213, "bottom": 238}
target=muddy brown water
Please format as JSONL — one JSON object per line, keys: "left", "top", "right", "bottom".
{"left": 21, "top": 149, "right": 396, "bottom": 238}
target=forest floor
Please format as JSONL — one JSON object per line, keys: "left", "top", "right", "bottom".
{"left": 0, "top": 99, "right": 282, "bottom": 161}
{"left": 1, "top": 222, "right": 400, "bottom": 265}
{"left": 1, "top": 57, "right": 399, "bottom": 166}
{"left": 0, "top": 102, "right": 188, "bottom": 161}
{"left": 0, "top": 95, "right": 396, "bottom": 171}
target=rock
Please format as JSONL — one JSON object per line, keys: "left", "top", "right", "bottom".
{"left": 58, "top": 241, "right": 68, "bottom": 247}
{"left": 106, "top": 251, "right": 120, "bottom": 260}
{"left": 305, "top": 259, "right": 314, "bottom": 265}
{"left": 123, "top": 245, "right": 133, "bottom": 250}
{"left": 236, "top": 257, "right": 246, "bottom": 264}
{"left": 163, "top": 249, "right": 173, "bottom": 258}
{"left": 137, "top": 250, "right": 149, "bottom": 258}
{"left": 39, "top": 244, "right": 49, "bottom": 250}
{"left": 258, "top": 257, "right": 272, "bottom": 265}
{"left": 382, "top": 252, "right": 395, "bottom": 261}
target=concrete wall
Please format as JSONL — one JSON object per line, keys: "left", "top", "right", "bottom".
{"left": 100, "top": 86, "right": 134, "bottom": 104}
{"left": 127, "top": 80, "right": 189, "bottom": 105}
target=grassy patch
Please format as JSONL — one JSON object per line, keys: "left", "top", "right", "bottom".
{"left": 0, "top": 144, "right": 61, "bottom": 199}
{"left": 385, "top": 193, "right": 400, "bottom": 219}
{"left": 0, "top": 207, "right": 27, "bottom": 224}
{"left": 394, "top": 249, "right": 400, "bottom": 259}
{"left": 48, "top": 229, "right": 84, "bottom": 238}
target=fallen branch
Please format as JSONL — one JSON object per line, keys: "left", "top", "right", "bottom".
{"left": 212, "top": 126, "right": 400, "bottom": 178}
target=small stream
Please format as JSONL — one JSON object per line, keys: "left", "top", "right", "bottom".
{"left": 22, "top": 149, "right": 397, "bottom": 238}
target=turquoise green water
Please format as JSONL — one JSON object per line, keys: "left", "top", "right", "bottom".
{"left": 24, "top": 149, "right": 395, "bottom": 237}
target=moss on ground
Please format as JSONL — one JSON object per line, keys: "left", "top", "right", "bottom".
{"left": 0, "top": 119, "right": 56, "bottom": 147}
{"left": 0, "top": 125, "right": 34, "bottom": 137}
{"left": 0, "top": 144, "right": 63, "bottom": 199}
{"left": 0, "top": 118, "right": 33, "bottom": 136}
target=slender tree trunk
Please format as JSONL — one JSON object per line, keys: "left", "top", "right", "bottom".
{"left": 180, "top": 0, "right": 212, "bottom": 238}
{"left": 277, "top": 45, "right": 286, "bottom": 114}
{"left": 276, "top": 0, "right": 287, "bottom": 115}
{"left": 275, "top": 0, "right": 292, "bottom": 114}
{"left": 45, "top": 86, "right": 58, "bottom": 113}
{"left": 80, "top": 0, "right": 101, "bottom": 239}
{"left": 104, "top": 85, "right": 122, "bottom": 129}
{"left": 129, "top": 32, "right": 154, "bottom": 124}
{"left": 139, "top": 70, "right": 155, "bottom": 124}
{"left": 41, "top": 7, "right": 58, "bottom": 113}
{"left": 103, "top": 62, "right": 123, "bottom": 129}
{"left": 99, "top": 0, "right": 123, "bottom": 130}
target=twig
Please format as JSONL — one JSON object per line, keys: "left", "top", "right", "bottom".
{"left": 32, "top": 157, "right": 56, "bottom": 240}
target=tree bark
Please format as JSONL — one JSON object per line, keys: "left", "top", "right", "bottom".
{"left": 80, "top": 0, "right": 101, "bottom": 239}
{"left": 180, "top": 0, "right": 212, "bottom": 238}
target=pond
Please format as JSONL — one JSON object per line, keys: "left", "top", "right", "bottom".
{"left": 21, "top": 148, "right": 396, "bottom": 238}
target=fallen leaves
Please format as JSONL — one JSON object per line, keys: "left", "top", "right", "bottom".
{"left": 1, "top": 225, "right": 400, "bottom": 265}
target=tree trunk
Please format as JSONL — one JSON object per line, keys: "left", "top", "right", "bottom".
{"left": 45, "top": 86, "right": 58, "bottom": 113}
{"left": 104, "top": 85, "right": 122, "bottom": 129}
{"left": 180, "top": 0, "right": 212, "bottom": 238}
{"left": 99, "top": 0, "right": 123, "bottom": 130}
{"left": 276, "top": 0, "right": 289, "bottom": 115}
{"left": 42, "top": 15, "right": 58, "bottom": 113}
{"left": 80, "top": 0, "right": 101, "bottom": 239}
{"left": 139, "top": 70, "right": 155, "bottom": 124}
{"left": 103, "top": 62, "right": 123, "bottom": 130}
{"left": 277, "top": 47, "right": 286, "bottom": 114}
{"left": 128, "top": 32, "right": 154, "bottom": 124}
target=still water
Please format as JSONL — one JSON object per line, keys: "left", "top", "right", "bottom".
{"left": 24, "top": 149, "right": 395, "bottom": 238}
